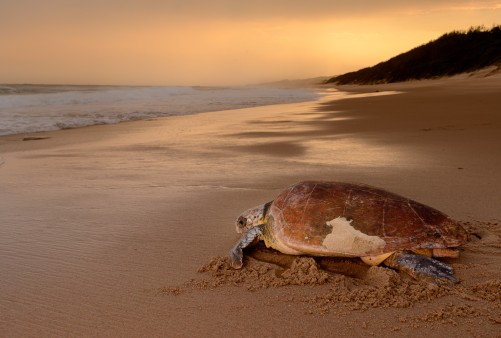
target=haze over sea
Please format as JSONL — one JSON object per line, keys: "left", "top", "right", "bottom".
{"left": 0, "top": 84, "right": 320, "bottom": 136}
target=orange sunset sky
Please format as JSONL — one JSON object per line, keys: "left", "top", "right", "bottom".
{"left": 1, "top": 0, "right": 500, "bottom": 86}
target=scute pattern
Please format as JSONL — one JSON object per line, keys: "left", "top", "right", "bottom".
{"left": 268, "top": 181, "right": 468, "bottom": 256}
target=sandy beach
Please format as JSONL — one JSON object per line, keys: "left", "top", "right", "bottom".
{"left": 1, "top": 74, "right": 501, "bottom": 337}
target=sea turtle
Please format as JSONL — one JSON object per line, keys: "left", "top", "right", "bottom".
{"left": 229, "top": 181, "right": 468, "bottom": 282}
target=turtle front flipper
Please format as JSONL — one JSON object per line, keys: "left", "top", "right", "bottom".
{"left": 383, "top": 251, "right": 457, "bottom": 283}
{"left": 229, "top": 225, "right": 264, "bottom": 269}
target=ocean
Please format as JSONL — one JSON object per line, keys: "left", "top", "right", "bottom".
{"left": 0, "top": 84, "right": 320, "bottom": 136}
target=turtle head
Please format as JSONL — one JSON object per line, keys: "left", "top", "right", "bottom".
{"left": 235, "top": 201, "right": 272, "bottom": 233}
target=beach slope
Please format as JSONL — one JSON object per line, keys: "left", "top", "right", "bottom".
{"left": 1, "top": 74, "right": 500, "bottom": 337}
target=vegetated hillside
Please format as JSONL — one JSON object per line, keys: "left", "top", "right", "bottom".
{"left": 326, "top": 26, "right": 501, "bottom": 85}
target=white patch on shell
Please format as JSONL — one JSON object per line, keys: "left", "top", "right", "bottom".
{"left": 322, "top": 217, "right": 386, "bottom": 256}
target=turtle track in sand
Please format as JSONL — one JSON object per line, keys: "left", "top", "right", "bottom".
{"left": 161, "top": 220, "right": 501, "bottom": 324}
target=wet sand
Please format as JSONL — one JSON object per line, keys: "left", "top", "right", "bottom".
{"left": 1, "top": 74, "right": 500, "bottom": 337}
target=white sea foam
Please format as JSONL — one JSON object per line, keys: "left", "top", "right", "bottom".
{"left": 0, "top": 85, "right": 320, "bottom": 136}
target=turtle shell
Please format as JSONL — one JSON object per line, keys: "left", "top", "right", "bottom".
{"left": 265, "top": 181, "right": 468, "bottom": 257}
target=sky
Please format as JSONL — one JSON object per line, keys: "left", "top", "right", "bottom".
{"left": 1, "top": 0, "right": 500, "bottom": 86}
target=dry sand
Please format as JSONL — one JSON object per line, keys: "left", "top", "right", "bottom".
{"left": 1, "top": 74, "right": 500, "bottom": 337}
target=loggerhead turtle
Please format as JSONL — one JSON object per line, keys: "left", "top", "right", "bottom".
{"left": 229, "top": 181, "right": 468, "bottom": 282}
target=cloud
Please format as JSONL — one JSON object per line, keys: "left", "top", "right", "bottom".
{"left": 130, "top": 0, "right": 501, "bottom": 19}
{"left": 4, "top": 0, "right": 500, "bottom": 24}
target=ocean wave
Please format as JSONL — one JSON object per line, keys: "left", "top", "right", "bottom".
{"left": 0, "top": 85, "right": 319, "bottom": 136}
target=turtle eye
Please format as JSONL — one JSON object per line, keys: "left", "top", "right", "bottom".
{"left": 237, "top": 216, "right": 247, "bottom": 227}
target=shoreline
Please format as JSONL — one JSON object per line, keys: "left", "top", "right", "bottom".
{"left": 0, "top": 84, "right": 321, "bottom": 137}
{"left": 1, "top": 75, "right": 500, "bottom": 336}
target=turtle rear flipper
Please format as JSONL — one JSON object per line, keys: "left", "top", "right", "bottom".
{"left": 383, "top": 251, "right": 457, "bottom": 283}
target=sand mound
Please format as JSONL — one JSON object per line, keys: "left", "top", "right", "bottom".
{"left": 471, "top": 279, "right": 501, "bottom": 301}
{"left": 161, "top": 220, "right": 501, "bottom": 317}
{"left": 161, "top": 252, "right": 454, "bottom": 311}
{"left": 311, "top": 266, "right": 451, "bottom": 311}
{"left": 196, "top": 255, "right": 330, "bottom": 290}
